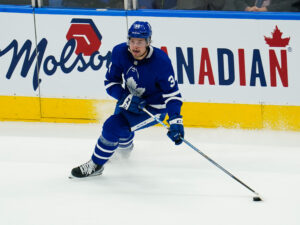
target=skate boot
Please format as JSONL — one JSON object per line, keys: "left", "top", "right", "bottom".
{"left": 70, "top": 159, "right": 104, "bottom": 178}
{"left": 118, "top": 143, "right": 134, "bottom": 159}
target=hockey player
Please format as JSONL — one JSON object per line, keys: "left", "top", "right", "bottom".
{"left": 70, "top": 21, "right": 184, "bottom": 178}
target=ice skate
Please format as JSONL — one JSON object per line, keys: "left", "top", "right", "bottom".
{"left": 70, "top": 159, "right": 104, "bottom": 178}
{"left": 118, "top": 143, "right": 134, "bottom": 159}
{"left": 109, "top": 143, "right": 134, "bottom": 162}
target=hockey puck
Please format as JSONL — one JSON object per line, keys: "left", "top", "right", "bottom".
{"left": 253, "top": 196, "right": 262, "bottom": 202}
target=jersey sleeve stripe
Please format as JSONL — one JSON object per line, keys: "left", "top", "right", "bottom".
{"left": 105, "top": 82, "right": 122, "bottom": 89}
{"left": 165, "top": 96, "right": 183, "bottom": 104}
{"left": 148, "top": 104, "right": 166, "bottom": 109}
{"left": 162, "top": 90, "right": 180, "bottom": 98}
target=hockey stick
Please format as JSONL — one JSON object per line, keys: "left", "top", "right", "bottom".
{"left": 143, "top": 108, "right": 262, "bottom": 202}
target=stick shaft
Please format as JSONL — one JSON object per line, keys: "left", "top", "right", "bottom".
{"left": 181, "top": 138, "right": 258, "bottom": 195}
{"left": 143, "top": 108, "right": 260, "bottom": 196}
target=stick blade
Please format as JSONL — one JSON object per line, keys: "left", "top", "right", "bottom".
{"left": 253, "top": 196, "right": 263, "bottom": 202}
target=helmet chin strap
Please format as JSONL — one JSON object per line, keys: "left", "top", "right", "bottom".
{"left": 139, "top": 48, "right": 148, "bottom": 59}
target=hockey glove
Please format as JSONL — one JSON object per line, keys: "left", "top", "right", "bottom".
{"left": 119, "top": 94, "right": 146, "bottom": 114}
{"left": 167, "top": 115, "right": 184, "bottom": 145}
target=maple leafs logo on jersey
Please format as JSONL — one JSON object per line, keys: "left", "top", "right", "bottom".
{"left": 126, "top": 77, "right": 145, "bottom": 97}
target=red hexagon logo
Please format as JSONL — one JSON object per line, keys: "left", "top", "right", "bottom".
{"left": 66, "top": 18, "right": 102, "bottom": 56}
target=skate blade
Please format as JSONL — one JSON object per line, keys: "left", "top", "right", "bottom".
{"left": 68, "top": 170, "right": 103, "bottom": 179}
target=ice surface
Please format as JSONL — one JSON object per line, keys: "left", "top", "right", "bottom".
{"left": 0, "top": 122, "right": 299, "bottom": 225}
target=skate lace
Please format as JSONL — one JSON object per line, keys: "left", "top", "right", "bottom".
{"left": 80, "top": 160, "right": 97, "bottom": 175}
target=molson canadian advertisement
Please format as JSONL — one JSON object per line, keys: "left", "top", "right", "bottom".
{"left": 0, "top": 8, "right": 299, "bottom": 130}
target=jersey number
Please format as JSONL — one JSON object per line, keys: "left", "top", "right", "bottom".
{"left": 168, "top": 75, "right": 175, "bottom": 88}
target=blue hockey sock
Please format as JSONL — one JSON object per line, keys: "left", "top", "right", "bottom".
{"left": 92, "top": 135, "right": 118, "bottom": 165}
{"left": 118, "top": 132, "right": 134, "bottom": 150}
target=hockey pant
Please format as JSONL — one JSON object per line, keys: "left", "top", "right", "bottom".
{"left": 92, "top": 107, "right": 166, "bottom": 165}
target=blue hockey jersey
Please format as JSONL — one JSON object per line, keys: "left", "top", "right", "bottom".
{"left": 104, "top": 42, "right": 183, "bottom": 118}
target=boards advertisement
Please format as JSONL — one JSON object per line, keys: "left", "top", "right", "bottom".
{"left": 0, "top": 7, "right": 299, "bottom": 129}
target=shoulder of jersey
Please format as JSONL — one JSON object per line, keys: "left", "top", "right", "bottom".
{"left": 112, "top": 42, "right": 128, "bottom": 54}
{"left": 152, "top": 46, "right": 171, "bottom": 63}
